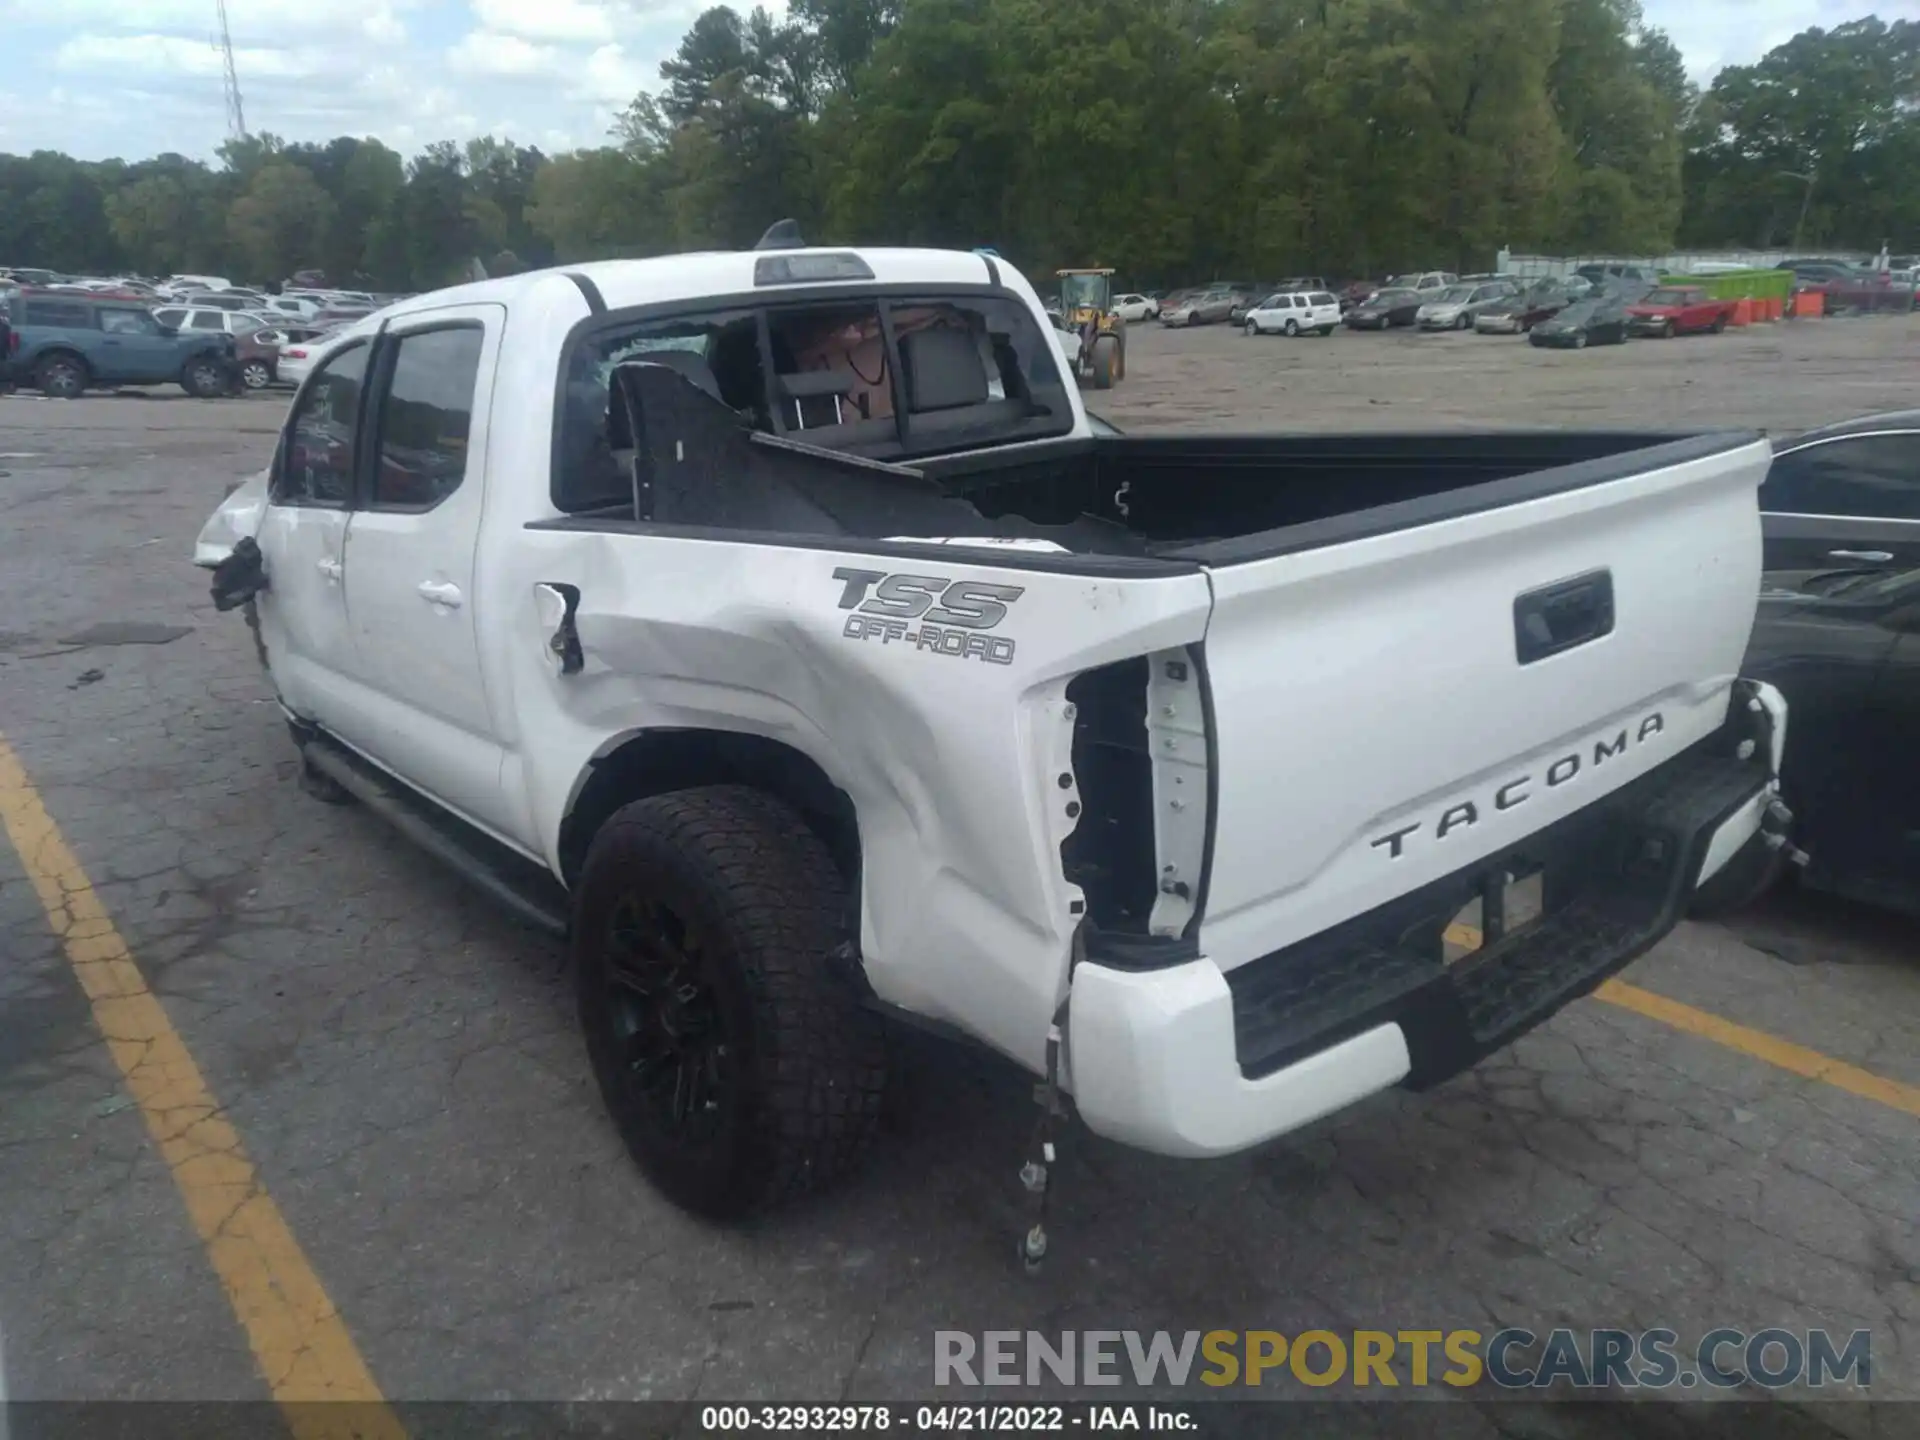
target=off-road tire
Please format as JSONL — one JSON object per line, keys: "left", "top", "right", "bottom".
{"left": 35, "top": 352, "right": 87, "bottom": 399}
{"left": 1089, "top": 335, "right": 1118, "bottom": 390}
{"left": 574, "top": 785, "right": 887, "bottom": 1218}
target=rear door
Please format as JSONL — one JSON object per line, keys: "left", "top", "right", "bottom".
{"left": 1192, "top": 436, "right": 1773, "bottom": 970}
{"left": 337, "top": 303, "right": 510, "bottom": 832}
{"left": 1761, "top": 431, "right": 1920, "bottom": 572}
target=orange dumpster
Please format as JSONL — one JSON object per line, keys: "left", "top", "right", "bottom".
{"left": 1731, "top": 297, "right": 1753, "bottom": 326}
{"left": 1791, "top": 290, "right": 1824, "bottom": 318}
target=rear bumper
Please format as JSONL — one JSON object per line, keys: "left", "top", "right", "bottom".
{"left": 1067, "top": 682, "right": 1786, "bottom": 1158}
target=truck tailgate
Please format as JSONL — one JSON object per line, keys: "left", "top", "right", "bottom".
{"left": 1196, "top": 434, "right": 1770, "bottom": 971}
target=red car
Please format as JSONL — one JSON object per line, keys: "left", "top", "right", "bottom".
{"left": 1625, "top": 286, "right": 1738, "bottom": 338}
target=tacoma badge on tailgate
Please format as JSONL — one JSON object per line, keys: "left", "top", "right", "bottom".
{"left": 1370, "top": 711, "right": 1667, "bottom": 859}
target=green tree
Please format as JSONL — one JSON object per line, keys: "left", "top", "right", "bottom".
{"left": 337, "top": 140, "right": 409, "bottom": 286}
{"left": 0, "top": 153, "right": 120, "bottom": 271}
{"left": 106, "top": 175, "right": 199, "bottom": 274}
{"left": 226, "top": 161, "right": 335, "bottom": 282}
{"left": 527, "top": 148, "right": 671, "bottom": 259}
{"left": 1681, "top": 17, "right": 1920, "bottom": 248}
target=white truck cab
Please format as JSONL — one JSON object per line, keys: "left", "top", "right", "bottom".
{"left": 198, "top": 229, "right": 1790, "bottom": 1243}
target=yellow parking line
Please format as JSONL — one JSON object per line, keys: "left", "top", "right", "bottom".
{"left": 1446, "top": 921, "right": 1920, "bottom": 1120}
{"left": 0, "top": 735, "right": 405, "bottom": 1439}
{"left": 1594, "top": 978, "right": 1920, "bottom": 1120}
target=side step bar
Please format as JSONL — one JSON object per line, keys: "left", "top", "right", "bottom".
{"left": 302, "top": 735, "right": 570, "bottom": 938}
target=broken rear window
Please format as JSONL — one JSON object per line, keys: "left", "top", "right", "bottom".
{"left": 553, "top": 290, "right": 1073, "bottom": 515}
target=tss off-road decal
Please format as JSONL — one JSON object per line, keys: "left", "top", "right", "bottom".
{"left": 831, "top": 567, "right": 1024, "bottom": 665}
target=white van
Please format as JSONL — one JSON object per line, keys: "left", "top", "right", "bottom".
{"left": 1244, "top": 290, "right": 1342, "bottom": 336}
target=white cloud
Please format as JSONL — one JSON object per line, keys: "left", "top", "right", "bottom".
{"left": 7, "top": 0, "right": 413, "bottom": 44}
{"left": 580, "top": 43, "right": 650, "bottom": 106}
{"left": 54, "top": 34, "right": 331, "bottom": 82}
{"left": 471, "top": 0, "right": 615, "bottom": 44}
{"left": 447, "top": 31, "right": 561, "bottom": 77}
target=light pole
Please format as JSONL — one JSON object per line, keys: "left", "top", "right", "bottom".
{"left": 1779, "top": 170, "right": 1816, "bottom": 251}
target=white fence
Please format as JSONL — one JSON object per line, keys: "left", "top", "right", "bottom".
{"left": 1495, "top": 247, "right": 1884, "bottom": 278}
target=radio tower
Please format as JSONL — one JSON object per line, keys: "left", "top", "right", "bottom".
{"left": 216, "top": 0, "right": 248, "bottom": 141}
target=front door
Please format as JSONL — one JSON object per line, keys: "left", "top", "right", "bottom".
{"left": 337, "top": 303, "right": 511, "bottom": 835}
{"left": 253, "top": 338, "right": 373, "bottom": 729}
{"left": 95, "top": 307, "right": 182, "bottom": 383}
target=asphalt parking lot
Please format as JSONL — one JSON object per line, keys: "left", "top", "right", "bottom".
{"left": 1, "top": 314, "right": 1917, "bottom": 1430}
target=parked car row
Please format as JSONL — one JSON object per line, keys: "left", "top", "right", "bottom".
{"left": 0, "top": 289, "right": 241, "bottom": 398}
{"left": 0, "top": 276, "right": 377, "bottom": 398}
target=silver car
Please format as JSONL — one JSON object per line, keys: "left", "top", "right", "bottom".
{"left": 1417, "top": 280, "right": 1519, "bottom": 331}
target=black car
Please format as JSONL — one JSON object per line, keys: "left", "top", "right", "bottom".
{"left": 1727, "top": 565, "right": 1920, "bottom": 917}
{"left": 1343, "top": 287, "right": 1422, "bottom": 330}
{"left": 1759, "top": 411, "right": 1920, "bottom": 572}
{"left": 1527, "top": 282, "right": 1652, "bottom": 349}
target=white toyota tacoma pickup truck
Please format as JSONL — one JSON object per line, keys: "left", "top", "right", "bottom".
{"left": 197, "top": 230, "right": 1790, "bottom": 1237}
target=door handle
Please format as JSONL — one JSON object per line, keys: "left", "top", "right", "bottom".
{"left": 1828, "top": 549, "right": 1893, "bottom": 563}
{"left": 316, "top": 556, "right": 343, "bottom": 581}
{"left": 417, "top": 580, "right": 463, "bottom": 608}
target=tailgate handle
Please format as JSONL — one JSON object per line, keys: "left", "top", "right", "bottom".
{"left": 1514, "top": 569, "right": 1614, "bottom": 665}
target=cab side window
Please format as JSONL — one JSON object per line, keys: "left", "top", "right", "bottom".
{"left": 369, "top": 326, "right": 485, "bottom": 510}
{"left": 275, "top": 343, "right": 369, "bottom": 508}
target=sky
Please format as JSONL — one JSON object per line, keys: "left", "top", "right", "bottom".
{"left": 0, "top": 0, "right": 1913, "bottom": 165}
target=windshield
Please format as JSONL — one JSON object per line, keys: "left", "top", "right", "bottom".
{"left": 1641, "top": 289, "right": 1694, "bottom": 306}
{"left": 1434, "top": 286, "right": 1475, "bottom": 304}
{"left": 1058, "top": 273, "right": 1109, "bottom": 310}
{"left": 1553, "top": 300, "right": 1600, "bottom": 324}
{"left": 1369, "top": 289, "right": 1415, "bottom": 304}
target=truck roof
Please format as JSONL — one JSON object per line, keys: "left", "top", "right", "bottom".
{"left": 379, "top": 246, "right": 1010, "bottom": 325}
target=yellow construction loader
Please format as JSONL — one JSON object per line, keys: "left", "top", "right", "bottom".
{"left": 1056, "top": 267, "right": 1126, "bottom": 389}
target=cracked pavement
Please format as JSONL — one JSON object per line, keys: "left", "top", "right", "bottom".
{"left": 0, "top": 326, "right": 1916, "bottom": 1424}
